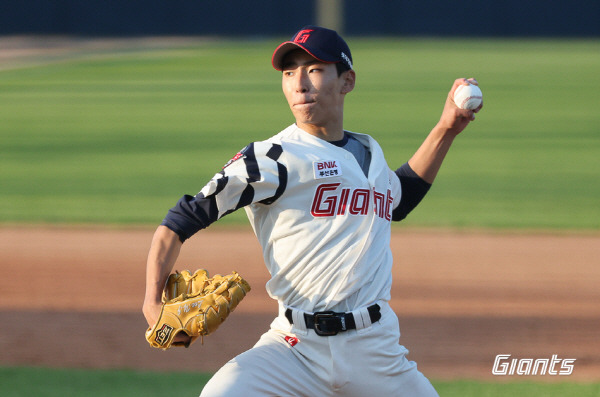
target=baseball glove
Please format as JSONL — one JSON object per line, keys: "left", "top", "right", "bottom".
{"left": 145, "top": 269, "right": 251, "bottom": 350}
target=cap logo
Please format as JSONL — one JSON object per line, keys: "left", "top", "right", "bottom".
{"left": 294, "top": 29, "right": 314, "bottom": 44}
{"left": 341, "top": 52, "right": 353, "bottom": 69}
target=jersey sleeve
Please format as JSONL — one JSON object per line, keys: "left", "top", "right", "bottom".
{"left": 391, "top": 162, "right": 431, "bottom": 221}
{"left": 161, "top": 141, "right": 287, "bottom": 242}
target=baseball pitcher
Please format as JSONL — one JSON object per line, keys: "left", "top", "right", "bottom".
{"left": 143, "top": 25, "right": 482, "bottom": 396}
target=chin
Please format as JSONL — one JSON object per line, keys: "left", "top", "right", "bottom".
{"left": 292, "top": 112, "right": 314, "bottom": 125}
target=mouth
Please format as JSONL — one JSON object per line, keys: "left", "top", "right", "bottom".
{"left": 294, "top": 99, "right": 316, "bottom": 108}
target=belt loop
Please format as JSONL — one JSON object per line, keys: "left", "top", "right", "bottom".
{"left": 290, "top": 308, "right": 308, "bottom": 335}
{"left": 351, "top": 306, "right": 373, "bottom": 332}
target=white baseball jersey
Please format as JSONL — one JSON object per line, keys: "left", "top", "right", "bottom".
{"left": 169, "top": 124, "right": 439, "bottom": 396}
{"left": 193, "top": 124, "right": 402, "bottom": 313}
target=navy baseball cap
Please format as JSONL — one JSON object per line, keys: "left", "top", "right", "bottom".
{"left": 272, "top": 25, "right": 353, "bottom": 71}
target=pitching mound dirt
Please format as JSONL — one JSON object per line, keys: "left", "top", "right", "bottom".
{"left": 0, "top": 225, "right": 598, "bottom": 381}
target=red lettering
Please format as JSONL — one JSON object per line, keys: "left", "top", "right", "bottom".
{"left": 311, "top": 184, "right": 394, "bottom": 220}
{"left": 373, "top": 190, "right": 385, "bottom": 218}
{"left": 294, "top": 29, "right": 314, "bottom": 44}
{"left": 316, "top": 161, "right": 337, "bottom": 170}
{"left": 385, "top": 189, "right": 393, "bottom": 221}
{"left": 349, "top": 189, "right": 370, "bottom": 215}
{"left": 311, "top": 183, "right": 341, "bottom": 217}
{"left": 337, "top": 188, "right": 350, "bottom": 215}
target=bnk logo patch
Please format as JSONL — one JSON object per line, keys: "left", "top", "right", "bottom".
{"left": 155, "top": 324, "right": 174, "bottom": 346}
{"left": 313, "top": 160, "right": 342, "bottom": 179}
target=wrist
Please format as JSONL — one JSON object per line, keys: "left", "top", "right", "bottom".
{"left": 432, "top": 122, "right": 461, "bottom": 140}
{"left": 143, "top": 291, "right": 163, "bottom": 306}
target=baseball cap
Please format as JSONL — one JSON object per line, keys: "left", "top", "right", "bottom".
{"left": 272, "top": 25, "right": 353, "bottom": 71}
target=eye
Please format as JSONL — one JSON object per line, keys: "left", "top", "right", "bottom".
{"left": 309, "top": 67, "right": 322, "bottom": 73}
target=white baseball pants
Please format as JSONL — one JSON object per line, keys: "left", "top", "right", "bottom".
{"left": 200, "top": 301, "right": 438, "bottom": 397}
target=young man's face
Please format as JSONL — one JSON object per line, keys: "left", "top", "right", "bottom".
{"left": 281, "top": 49, "right": 354, "bottom": 135}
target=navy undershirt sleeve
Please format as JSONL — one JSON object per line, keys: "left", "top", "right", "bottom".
{"left": 161, "top": 194, "right": 218, "bottom": 242}
{"left": 392, "top": 162, "right": 432, "bottom": 221}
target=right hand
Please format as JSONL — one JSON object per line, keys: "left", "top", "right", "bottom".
{"left": 436, "top": 78, "right": 483, "bottom": 137}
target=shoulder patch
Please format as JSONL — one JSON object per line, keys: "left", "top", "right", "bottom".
{"left": 223, "top": 148, "right": 247, "bottom": 169}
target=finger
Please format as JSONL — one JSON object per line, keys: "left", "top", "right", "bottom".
{"left": 174, "top": 332, "right": 191, "bottom": 343}
{"left": 449, "top": 78, "right": 471, "bottom": 98}
{"left": 467, "top": 77, "right": 479, "bottom": 86}
{"left": 454, "top": 78, "right": 470, "bottom": 87}
{"left": 457, "top": 108, "right": 474, "bottom": 119}
{"left": 471, "top": 96, "right": 484, "bottom": 113}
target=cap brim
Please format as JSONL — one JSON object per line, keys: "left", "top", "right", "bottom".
{"left": 271, "top": 41, "right": 336, "bottom": 71}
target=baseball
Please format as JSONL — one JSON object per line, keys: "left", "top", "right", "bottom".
{"left": 453, "top": 83, "right": 483, "bottom": 110}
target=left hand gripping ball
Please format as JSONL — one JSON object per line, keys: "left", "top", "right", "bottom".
{"left": 453, "top": 83, "right": 483, "bottom": 110}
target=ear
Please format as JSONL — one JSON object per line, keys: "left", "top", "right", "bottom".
{"left": 341, "top": 70, "right": 356, "bottom": 94}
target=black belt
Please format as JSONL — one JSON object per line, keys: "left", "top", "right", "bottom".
{"left": 285, "top": 304, "right": 381, "bottom": 336}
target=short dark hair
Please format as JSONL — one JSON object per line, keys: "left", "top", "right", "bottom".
{"left": 336, "top": 62, "right": 351, "bottom": 77}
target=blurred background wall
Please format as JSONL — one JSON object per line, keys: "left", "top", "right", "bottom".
{"left": 1, "top": 0, "right": 598, "bottom": 37}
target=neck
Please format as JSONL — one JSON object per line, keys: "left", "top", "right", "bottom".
{"left": 296, "top": 120, "right": 344, "bottom": 142}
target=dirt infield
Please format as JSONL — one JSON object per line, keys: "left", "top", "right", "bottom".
{"left": 0, "top": 225, "right": 599, "bottom": 381}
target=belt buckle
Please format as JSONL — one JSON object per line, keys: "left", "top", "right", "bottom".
{"left": 313, "top": 311, "right": 341, "bottom": 336}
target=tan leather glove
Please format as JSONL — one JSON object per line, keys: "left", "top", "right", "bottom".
{"left": 145, "top": 269, "right": 251, "bottom": 350}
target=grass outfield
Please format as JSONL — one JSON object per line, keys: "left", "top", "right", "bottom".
{"left": 1, "top": 38, "right": 599, "bottom": 229}
{"left": 1, "top": 366, "right": 599, "bottom": 397}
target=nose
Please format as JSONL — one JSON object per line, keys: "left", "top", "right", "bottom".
{"left": 293, "top": 70, "right": 310, "bottom": 93}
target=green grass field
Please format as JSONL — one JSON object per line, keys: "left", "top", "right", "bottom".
{"left": 1, "top": 38, "right": 599, "bottom": 395}
{"left": 1, "top": 38, "right": 599, "bottom": 229}
{"left": 1, "top": 366, "right": 599, "bottom": 397}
